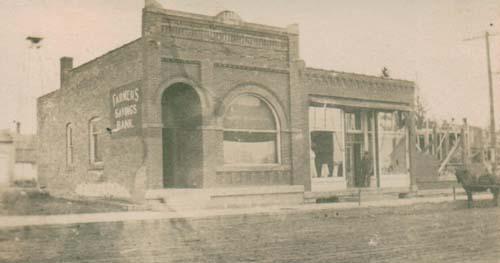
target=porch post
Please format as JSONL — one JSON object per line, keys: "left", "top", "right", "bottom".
{"left": 370, "top": 111, "right": 378, "bottom": 188}
{"left": 408, "top": 111, "right": 418, "bottom": 192}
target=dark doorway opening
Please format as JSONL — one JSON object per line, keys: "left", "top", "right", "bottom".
{"left": 311, "top": 131, "right": 334, "bottom": 177}
{"left": 353, "top": 143, "right": 363, "bottom": 186}
{"left": 161, "top": 83, "right": 203, "bottom": 188}
{"left": 346, "top": 134, "right": 363, "bottom": 187}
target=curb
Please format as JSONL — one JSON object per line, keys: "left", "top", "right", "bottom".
{"left": 0, "top": 193, "right": 495, "bottom": 229}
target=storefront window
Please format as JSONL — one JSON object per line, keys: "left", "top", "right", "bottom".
{"left": 377, "top": 111, "right": 408, "bottom": 175}
{"left": 223, "top": 95, "right": 278, "bottom": 165}
{"left": 309, "top": 106, "right": 344, "bottom": 178}
{"left": 367, "top": 111, "right": 374, "bottom": 132}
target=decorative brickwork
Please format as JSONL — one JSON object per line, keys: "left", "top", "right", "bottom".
{"left": 160, "top": 19, "right": 289, "bottom": 51}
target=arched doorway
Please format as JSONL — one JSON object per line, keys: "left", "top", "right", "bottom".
{"left": 161, "top": 83, "right": 203, "bottom": 188}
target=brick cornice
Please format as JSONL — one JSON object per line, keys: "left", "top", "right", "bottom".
{"left": 161, "top": 57, "right": 201, "bottom": 65}
{"left": 214, "top": 62, "right": 289, "bottom": 74}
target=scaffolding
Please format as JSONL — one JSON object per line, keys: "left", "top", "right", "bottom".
{"left": 416, "top": 119, "right": 486, "bottom": 177}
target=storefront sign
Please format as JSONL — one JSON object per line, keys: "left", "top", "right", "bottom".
{"left": 109, "top": 83, "right": 142, "bottom": 137}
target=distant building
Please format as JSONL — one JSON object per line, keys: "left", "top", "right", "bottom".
{"left": 0, "top": 130, "right": 14, "bottom": 186}
{"left": 0, "top": 129, "right": 37, "bottom": 187}
{"left": 37, "top": 1, "right": 416, "bottom": 205}
{"left": 12, "top": 133, "right": 37, "bottom": 182}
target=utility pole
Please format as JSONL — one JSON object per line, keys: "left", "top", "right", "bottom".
{"left": 464, "top": 27, "right": 498, "bottom": 173}
{"left": 485, "top": 31, "right": 496, "bottom": 173}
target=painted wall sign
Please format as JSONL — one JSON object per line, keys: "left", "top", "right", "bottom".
{"left": 110, "top": 82, "right": 142, "bottom": 137}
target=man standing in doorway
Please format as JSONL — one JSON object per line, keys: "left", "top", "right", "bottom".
{"left": 360, "top": 151, "right": 373, "bottom": 187}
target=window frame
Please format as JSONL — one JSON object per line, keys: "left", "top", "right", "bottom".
{"left": 66, "top": 123, "right": 74, "bottom": 166}
{"left": 222, "top": 94, "right": 281, "bottom": 166}
{"left": 89, "top": 117, "right": 103, "bottom": 165}
{"left": 376, "top": 111, "right": 410, "bottom": 176}
{"left": 344, "top": 111, "right": 363, "bottom": 134}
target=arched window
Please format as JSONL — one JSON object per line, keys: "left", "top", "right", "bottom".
{"left": 223, "top": 94, "right": 279, "bottom": 165}
{"left": 66, "top": 123, "right": 73, "bottom": 166}
{"left": 89, "top": 117, "right": 102, "bottom": 163}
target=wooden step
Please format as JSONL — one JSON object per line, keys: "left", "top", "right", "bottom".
{"left": 305, "top": 187, "right": 410, "bottom": 204}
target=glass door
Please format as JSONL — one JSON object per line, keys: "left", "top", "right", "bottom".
{"left": 345, "top": 133, "right": 363, "bottom": 187}
{"left": 344, "top": 110, "right": 377, "bottom": 188}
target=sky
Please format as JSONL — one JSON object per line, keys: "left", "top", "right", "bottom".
{"left": 0, "top": 0, "right": 499, "bottom": 133}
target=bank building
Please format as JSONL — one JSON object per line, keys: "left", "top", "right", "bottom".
{"left": 37, "top": 1, "right": 416, "bottom": 208}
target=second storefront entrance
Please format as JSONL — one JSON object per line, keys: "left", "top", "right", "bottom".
{"left": 309, "top": 102, "right": 410, "bottom": 192}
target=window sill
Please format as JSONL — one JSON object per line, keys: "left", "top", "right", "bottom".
{"left": 89, "top": 162, "right": 104, "bottom": 171}
{"left": 312, "top": 176, "right": 346, "bottom": 182}
{"left": 218, "top": 164, "right": 291, "bottom": 172}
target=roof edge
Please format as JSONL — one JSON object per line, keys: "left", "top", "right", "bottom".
{"left": 143, "top": 7, "right": 292, "bottom": 35}
{"left": 70, "top": 38, "right": 143, "bottom": 74}
{"left": 305, "top": 67, "right": 415, "bottom": 86}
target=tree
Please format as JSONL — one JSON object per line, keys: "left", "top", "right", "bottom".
{"left": 415, "top": 94, "right": 427, "bottom": 129}
{"left": 380, "top": 67, "right": 390, "bottom": 78}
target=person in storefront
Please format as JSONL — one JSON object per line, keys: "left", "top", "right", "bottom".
{"left": 312, "top": 140, "right": 334, "bottom": 178}
{"left": 360, "top": 151, "right": 373, "bottom": 187}
{"left": 310, "top": 147, "right": 318, "bottom": 178}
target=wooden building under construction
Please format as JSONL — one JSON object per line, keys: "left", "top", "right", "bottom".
{"left": 415, "top": 119, "right": 487, "bottom": 188}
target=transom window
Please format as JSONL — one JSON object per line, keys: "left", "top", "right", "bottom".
{"left": 345, "top": 111, "right": 362, "bottom": 132}
{"left": 223, "top": 94, "right": 279, "bottom": 165}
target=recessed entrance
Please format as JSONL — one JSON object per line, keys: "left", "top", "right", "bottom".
{"left": 161, "top": 83, "right": 203, "bottom": 188}
{"left": 346, "top": 136, "right": 363, "bottom": 187}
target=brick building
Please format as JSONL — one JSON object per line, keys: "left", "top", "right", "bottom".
{"left": 37, "top": 1, "right": 416, "bottom": 206}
